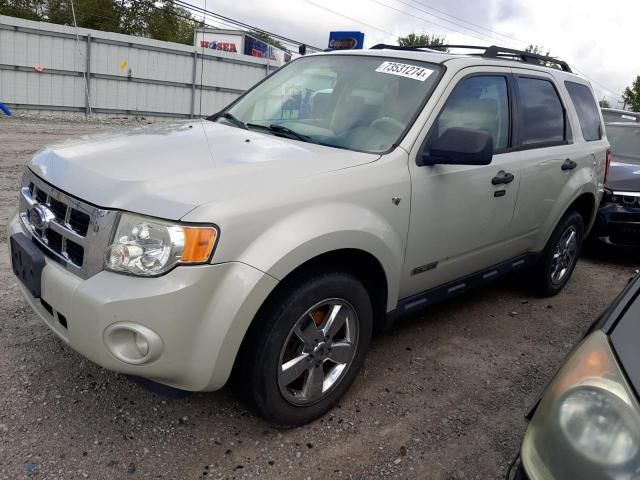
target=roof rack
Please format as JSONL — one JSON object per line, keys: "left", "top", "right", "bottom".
{"left": 369, "top": 44, "right": 572, "bottom": 73}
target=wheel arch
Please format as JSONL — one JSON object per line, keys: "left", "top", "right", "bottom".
{"left": 228, "top": 248, "right": 391, "bottom": 393}
{"left": 534, "top": 185, "right": 599, "bottom": 252}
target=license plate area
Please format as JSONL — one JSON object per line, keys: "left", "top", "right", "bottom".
{"left": 10, "top": 233, "right": 45, "bottom": 298}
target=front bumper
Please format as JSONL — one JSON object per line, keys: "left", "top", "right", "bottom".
{"left": 592, "top": 201, "right": 640, "bottom": 246}
{"left": 7, "top": 212, "right": 278, "bottom": 391}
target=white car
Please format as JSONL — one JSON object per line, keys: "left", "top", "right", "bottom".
{"left": 8, "top": 45, "right": 609, "bottom": 426}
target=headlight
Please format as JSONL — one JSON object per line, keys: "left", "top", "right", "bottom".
{"left": 104, "top": 213, "right": 218, "bottom": 276}
{"left": 559, "top": 386, "right": 639, "bottom": 465}
{"left": 603, "top": 189, "right": 640, "bottom": 207}
{"left": 521, "top": 331, "right": 640, "bottom": 480}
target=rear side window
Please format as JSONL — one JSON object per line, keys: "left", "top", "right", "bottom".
{"left": 432, "top": 75, "right": 510, "bottom": 150}
{"left": 516, "top": 77, "right": 565, "bottom": 147}
{"left": 565, "top": 81, "right": 602, "bottom": 141}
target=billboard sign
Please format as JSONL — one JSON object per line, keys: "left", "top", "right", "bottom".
{"left": 244, "top": 35, "right": 287, "bottom": 64}
{"left": 195, "top": 30, "right": 243, "bottom": 54}
{"left": 328, "top": 31, "right": 365, "bottom": 50}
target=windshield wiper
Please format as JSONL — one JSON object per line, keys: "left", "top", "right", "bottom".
{"left": 247, "top": 123, "right": 315, "bottom": 143}
{"left": 207, "top": 111, "right": 247, "bottom": 130}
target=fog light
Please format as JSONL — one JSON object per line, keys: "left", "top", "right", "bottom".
{"left": 103, "top": 323, "right": 163, "bottom": 365}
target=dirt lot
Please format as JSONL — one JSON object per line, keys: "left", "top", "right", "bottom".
{"left": 0, "top": 116, "right": 636, "bottom": 480}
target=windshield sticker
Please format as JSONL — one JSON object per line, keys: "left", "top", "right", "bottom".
{"left": 375, "top": 61, "right": 434, "bottom": 81}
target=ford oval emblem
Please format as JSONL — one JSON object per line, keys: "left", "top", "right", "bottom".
{"left": 29, "top": 203, "right": 55, "bottom": 229}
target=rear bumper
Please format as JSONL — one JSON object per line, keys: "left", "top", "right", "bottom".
{"left": 592, "top": 202, "right": 640, "bottom": 246}
{"left": 7, "top": 211, "right": 279, "bottom": 391}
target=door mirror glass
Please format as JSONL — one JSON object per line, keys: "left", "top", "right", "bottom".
{"left": 419, "top": 127, "right": 494, "bottom": 166}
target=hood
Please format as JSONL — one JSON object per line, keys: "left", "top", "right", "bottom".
{"left": 29, "top": 120, "right": 378, "bottom": 220}
{"left": 606, "top": 155, "right": 640, "bottom": 192}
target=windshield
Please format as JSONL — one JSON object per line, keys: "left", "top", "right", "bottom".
{"left": 607, "top": 125, "right": 640, "bottom": 163}
{"left": 220, "top": 55, "right": 442, "bottom": 153}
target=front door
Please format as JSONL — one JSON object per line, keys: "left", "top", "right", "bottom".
{"left": 401, "top": 69, "right": 521, "bottom": 298}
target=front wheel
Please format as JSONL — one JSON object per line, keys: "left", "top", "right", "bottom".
{"left": 532, "top": 210, "right": 584, "bottom": 297}
{"left": 240, "top": 272, "right": 373, "bottom": 427}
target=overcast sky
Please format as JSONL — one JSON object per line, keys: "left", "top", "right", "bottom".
{"left": 196, "top": 0, "right": 637, "bottom": 107}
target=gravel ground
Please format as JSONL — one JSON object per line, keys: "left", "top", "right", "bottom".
{"left": 0, "top": 116, "right": 636, "bottom": 480}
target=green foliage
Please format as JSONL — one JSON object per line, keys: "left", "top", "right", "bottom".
{"left": 622, "top": 76, "right": 640, "bottom": 112}
{"left": 0, "top": 0, "right": 198, "bottom": 45}
{"left": 147, "top": 1, "right": 196, "bottom": 45}
{"left": 0, "top": 0, "right": 46, "bottom": 20}
{"left": 523, "top": 44, "right": 564, "bottom": 70}
{"left": 598, "top": 99, "right": 611, "bottom": 108}
{"left": 397, "top": 32, "right": 448, "bottom": 52}
{"left": 524, "top": 44, "right": 550, "bottom": 56}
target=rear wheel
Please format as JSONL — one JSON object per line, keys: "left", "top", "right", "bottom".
{"left": 239, "top": 272, "right": 373, "bottom": 427}
{"left": 532, "top": 210, "right": 584, "bottom": 297}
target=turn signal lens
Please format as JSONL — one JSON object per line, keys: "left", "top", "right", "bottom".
{"left": 182, "top": 227, "right": 218, "bottom": 263}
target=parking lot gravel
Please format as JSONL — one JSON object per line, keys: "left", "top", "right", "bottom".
{"left": 0, "top": 116, "right": 636, "bottom": 480}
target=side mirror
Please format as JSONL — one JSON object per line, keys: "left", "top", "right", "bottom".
{"left": 419, "top": 127, "right": 494, "bottom": 166}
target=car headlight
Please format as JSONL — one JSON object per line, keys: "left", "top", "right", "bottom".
{"left": 521, "top": 331, "right": 640, "bottom": 480}
{"left": 558, "top": 386, "right": 639, "bottom": 466}
{"left": 104, "top": 213, "right": 218, "bottom": 276}
{"left": 603, "top": 188, "right": 640, "bottom": 207}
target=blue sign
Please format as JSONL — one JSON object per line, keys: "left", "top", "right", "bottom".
{"left": 328, "top": 31, "right": 365, "bottom": 50}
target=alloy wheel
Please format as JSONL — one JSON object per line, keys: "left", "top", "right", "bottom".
{"left": 550, "top": 225, "right": 578, "bottom": 285}
{"left": 277, "top": 299, "right": 359, "bottom": 406}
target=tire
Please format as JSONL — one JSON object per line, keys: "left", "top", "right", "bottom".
{"left": 237, "top": 272, "right": 373, "bottom": 427}
{"left": 532, "top": 210, "right": 584, "bottom": 297}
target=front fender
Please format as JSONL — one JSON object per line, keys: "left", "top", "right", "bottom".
{"left": 236, "top": 202, "right": 405, "bottom": 310}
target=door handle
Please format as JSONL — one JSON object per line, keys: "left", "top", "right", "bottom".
{"left": 492, "top": 170, "right": 515, "bottom": 185}
{"left": 561, "top": 159, "right": 577, "bottom": 171}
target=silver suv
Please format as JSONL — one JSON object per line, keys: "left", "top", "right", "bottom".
{"left": 8, "top": 45, "right": 609, "bottom": 426}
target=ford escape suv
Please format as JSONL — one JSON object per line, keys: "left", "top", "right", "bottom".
{"left": 8, "top": 45, "right": 609, "bottom": 426}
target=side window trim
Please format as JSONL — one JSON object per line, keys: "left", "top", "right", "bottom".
{"left": 512, "top": 73, "right": 573, "bottom": 151}
{"left": 420, "top": 71, "right": 515, "bottom": 160}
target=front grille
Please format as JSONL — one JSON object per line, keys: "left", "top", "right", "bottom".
{"left": 19, "top": 169, "right": 120, "bottom": 279}
{"left": 66, "top": 240, "right": 84, "bottom": 266}
{"left": 69, "top": 209, "right": 90, "bottom": 236}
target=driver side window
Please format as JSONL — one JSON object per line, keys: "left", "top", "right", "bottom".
{"left": 434, "top": 75, "right": 510, "bottom": 150}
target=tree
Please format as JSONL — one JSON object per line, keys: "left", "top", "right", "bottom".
{"left": 622, "top": 76, "right": 640, "bottom": 112}
{"left": 146, "top": 0, "right": 197, "bottom": 45}
{"left": 599, "top": 99, "right": 611, "bottom": 108}
{"left": 0, "top": 0, "right": 198, "bottom": 45}
{"left": 524, "top": 44, "right": 550, "bottom": 56}
{"left": 0, "top": 0, "right": 46, "bottom": 20}
{"left": 397, "top": 32, "right": 448, "bottom": 52}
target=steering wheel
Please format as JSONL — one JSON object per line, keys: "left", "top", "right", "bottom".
{"left": 370, "top": 116, "right": 405, "bottom": 135}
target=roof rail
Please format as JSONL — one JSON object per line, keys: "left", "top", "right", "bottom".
{"left": 369, "top": 44, "right": 572, "bottom": 73}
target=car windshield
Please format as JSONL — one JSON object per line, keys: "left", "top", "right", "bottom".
{"left": 219, "top": 55, "right": 442, "bottom": 153}
{"left": 607, "top": 125, "right": 640, "bottom": 163}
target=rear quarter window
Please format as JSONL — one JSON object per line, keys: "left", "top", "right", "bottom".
{"left": 565, "top": 81, "right": 602, "bottom": 141}
{"left": 516, "top": 77, "right": 566, "bottom": 147}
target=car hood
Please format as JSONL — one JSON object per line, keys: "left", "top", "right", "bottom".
{"left": 606, "top": 155, "right": 640, "bottom": 192}
{"left": 29, "top": 120, "right": 378, "bottom": 219}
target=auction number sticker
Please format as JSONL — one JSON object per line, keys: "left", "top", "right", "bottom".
{"left": 375, "top": 61, "right": 434, "bottom": 81}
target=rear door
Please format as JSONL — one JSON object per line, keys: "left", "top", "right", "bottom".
{"left": 507, "top": 71, "right": 588, "bottom": 248}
